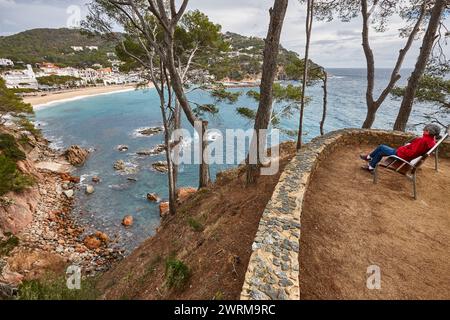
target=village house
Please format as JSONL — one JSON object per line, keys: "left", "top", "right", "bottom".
{"left": 0, "top": 58, "right": 14, "bottom": 67}
{"left": 1, "top": 64, "right": 39, "bottom": 89}
{"left": 37, "top": 62, "right": 60, "bottom": 75}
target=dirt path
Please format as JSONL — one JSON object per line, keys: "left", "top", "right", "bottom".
{"left": 299, "top": 144, "right": 450, "bottom": 300}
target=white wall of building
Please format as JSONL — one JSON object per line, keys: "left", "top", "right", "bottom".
{"left": 1, "top": 64, "right": 38, "bottom": 89}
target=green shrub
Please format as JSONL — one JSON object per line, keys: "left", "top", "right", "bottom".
{"left": 18, "top": 134, "right": 31, "bottom": 147}
{"left": 18, "top": 274, "right": 99, "bottom": 300}
{"left": 0, "top": 78, "right": 33, "bottom": 115}
{"left": 15, "top": 118, "right": 41, "bottom": 137}
{"left": 0, "top": 233, "right": 19, "bottom": 257}
{"left": 0, "top": 133, "right": 26, "bottom": 161}
{"left": 187, "top": 217, "right": 204, "bottom": 232}
{"left": 165, "top": 257, "right": 190, "bottom": 289}
{"left": 0, "top": 155, "right": 34, "bottom": 196}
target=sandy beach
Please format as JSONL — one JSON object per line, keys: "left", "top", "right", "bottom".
{"left": 23, "top": 80, "right": 258, "bottom": 110}
{"left": 24, "top": 84, "right": 143, "bottom": 109}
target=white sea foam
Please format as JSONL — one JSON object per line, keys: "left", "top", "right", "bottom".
{"left": 79, "top": 172, "right": 100, "bottom": 186}
{"left": 46, "top": 135, "right": 65, "bottom": 151}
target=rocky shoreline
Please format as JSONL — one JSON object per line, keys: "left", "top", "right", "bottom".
{"left": 0, "top": 133, "right": 123, "bottom": 297}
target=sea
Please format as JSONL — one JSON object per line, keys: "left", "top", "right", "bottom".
{"left": 33, "top": 68, "right": 445, "bottom": 252}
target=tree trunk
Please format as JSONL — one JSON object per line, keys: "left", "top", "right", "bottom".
{"left": 297, "top": 0, "right": 314, "bottom": 149}
{"left": 360, "top": 0, "right": 426, "bottom": 129}
{"left": 163, "top": 30, "right": 211, "bottom": 188}
{"left": 394, "top": 0, "right": 447, "bottom": 131}
{"left": 165, "top": 132, "right": 177, "bottom": 216}
{"left": 362, "top": 101, "right": 379, "bottom": 128}
{"left": 160, "top": 100, "right": 177, "bottom": 216}
{"left": 246, "top": 0, "right": 289, "bottom": 184}
{"left": 172, "top": 100, "right": 181, "bottom": 189}
{"left": 199, "top": 120, "right": 210, "bottom": 188}
{"left": 320, "top": 71, "right": 327, "bottom": 136}
{"left": 360, "top": 0, "right": 376, "bottom": 129}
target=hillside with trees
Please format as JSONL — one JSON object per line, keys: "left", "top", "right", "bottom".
{"left": 0, "top": 28, "right": 308, "bottom": 81}
{"left": 0, "top": 28, "right": 118, "bottom": 68}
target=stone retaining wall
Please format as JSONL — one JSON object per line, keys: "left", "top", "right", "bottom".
{"left": 240, "top": 129, "right": 450, "bottom": 300}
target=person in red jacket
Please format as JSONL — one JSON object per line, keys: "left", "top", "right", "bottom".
{"left": 360, "top": 124, "right": 441, "bottom": 172}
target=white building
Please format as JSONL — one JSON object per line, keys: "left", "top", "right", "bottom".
{"left": 71, "top": 46, "right": 84, "bottom": 52}
{"left": 79, "top": 68, "right": 99, "bottom": 83}
{"left": 1, "top": 64, "right": 38, "bottom": 89}
{"left": 0, "top": 58, "right": 14, "bottom": 67}
{"left": 86, "top": 46, "right": 98, "bottom": 51}
{"left": 56, "top": 67, "right": 80, "bottom": 78}
{"left": 38, "top": 62, "right": 60, "bottom": 75}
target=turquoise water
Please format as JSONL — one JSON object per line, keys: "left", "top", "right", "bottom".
{"left": 34, "top": 68, "right": 441, "bottom": 251}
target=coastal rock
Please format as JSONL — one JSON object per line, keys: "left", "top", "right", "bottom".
{"left": 85, "top": 185, "right": 95, "bottom": 194}
{"left": 83, "top": 235, "right": 102, "bottom": 250}
{"left": 116, "top": 145, "right": 129, "bottom": 152}
{"left": 64, "top": 145, "right": 89, "bottom": 166}
{"left": 92, "top": 176, "right": 101, "bottom": 183}
{"left": 147, "top": 193, "right": 161, "bottom": 202}
{"left": 113, "top": 160, "right": 126, "bottom": 171}
{"left": 152, "top": 161, "right": 168, "bottom": 173}
{"left": 177, "top": 187, "right": 197, "bottom": 203}
{"left": 159, "top": 202, "right": 170, "bottom": 218}
{"left": 152, "top": 144, "right": 166, "bottom": 155}
{"left": 35, "top": 161, "right": 71, "bottom": 174}
{"left": 60, "top": 172, "right": 80, "bottom": 183}
{"left": 136, "top": 149, "right": 153, "bottom": 156}
{"left": 94, "top": 231, "right": 109, "bottom": 243}
{"left": 63, "top": 190, "right": 74, "bottom": 199}
{"left": 0, "top": 189, "right": 38, "bottom": 234}
{"left": 113, "top": 160, "right": 138, "bottom": 175}
{"left": 122, "top": 215, "right": 134, "bottom": 227}
{"left": 137, "top": 144, "right": 166, "bottom": 156}
{"left": 138, "top": 127, "right": 163, "bottom": 136}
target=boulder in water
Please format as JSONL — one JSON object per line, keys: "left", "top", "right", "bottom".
{"left": 136, "top": 149, "right": 152, "bottom": 156}
{"left": 152, "top": 161, "right": 168, "bottom": 173}
{"left": 92, "top": 176, "right": 101, "bottom": 183}
{"left": 85, "top": 185, "right": 95, "bottom": 194}
{"left": 138, "top": 127, "right": 163, "bottom": 136}
{"left": 113, "top": 160, "right": 126, "bottom": 171}
{"left": 137, "top": 144, "right": 166, "bottom": 156}
{"left": 122, "top": 215, "right": 134, "bottom": 227}
{"left": 117, "top": 145, "right": 129, "bottom": 152}
{"left": 114, "top": 160, "right": 138, "bottom": 175}
{"left": 147, "top": 193, "right": 161, "bottom": 202}
{"left": 65, "top": 145, "right": 89, "bottom": 166}
{"left": 63, "top": 190, "right": 74, "bottom": 199}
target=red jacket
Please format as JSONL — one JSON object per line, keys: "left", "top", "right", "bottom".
{"left": 396, "top": 134, "right": 436, "bottom": 161}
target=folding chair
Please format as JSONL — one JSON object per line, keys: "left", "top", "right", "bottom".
{"left": 373, "top": 132, "right": 449, "bottom": 200}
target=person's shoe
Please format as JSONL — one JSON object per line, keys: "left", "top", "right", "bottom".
{"left": 361, "top": 164, "right": 374, "bottom": 173}
{"left": 360, "top": 154, "right": 370, "bottom": 161}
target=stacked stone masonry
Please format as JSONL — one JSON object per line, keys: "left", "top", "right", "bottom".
{"left": 240, "top": 128, "right": 450, "bottom": 300}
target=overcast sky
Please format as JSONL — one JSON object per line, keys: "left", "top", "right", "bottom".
{"left": 1, "top": 0, "right": 449, "bottom": 68}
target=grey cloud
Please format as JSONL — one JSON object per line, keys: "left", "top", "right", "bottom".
{"left": 1, "top": 0, "right": 446, "bottom": 68}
